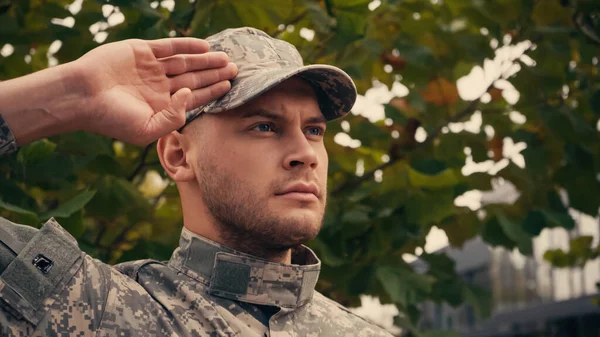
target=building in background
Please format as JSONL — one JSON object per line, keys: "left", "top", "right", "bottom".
{"left": 417, "top": 183, "right": 600, "bottom": 337}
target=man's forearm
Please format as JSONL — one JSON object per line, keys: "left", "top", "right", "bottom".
{"left": 0, "top": 62, "right": 86, "bottom": 150}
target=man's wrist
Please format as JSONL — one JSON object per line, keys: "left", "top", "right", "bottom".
{"left": 53, "top": 60, "right": 93, "bottom": 131}
{"left": 0, "top": 62, "right": 88, "bottom": 146}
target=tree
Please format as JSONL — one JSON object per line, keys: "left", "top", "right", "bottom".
{"left": 1, "top": 0, "right": 599, "bottom": 335}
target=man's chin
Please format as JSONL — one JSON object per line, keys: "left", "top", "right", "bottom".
{"left": 276, "top": 213, "right": 322, "bottom": 244}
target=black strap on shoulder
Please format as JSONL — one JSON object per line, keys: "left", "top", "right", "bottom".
{"left": 0, "top": 218, "right": 26, "bottom": 255}
{"left": 0, "top": 218, "right": 83, "bottom": 325}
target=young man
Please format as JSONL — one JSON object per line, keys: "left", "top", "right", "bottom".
{"left": 0, "top": 27, "right": 392, "bottom": 336}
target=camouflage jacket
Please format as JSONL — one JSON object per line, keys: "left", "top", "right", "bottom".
{"left": 0, "top": 217, "right": 392, "bottom": 336}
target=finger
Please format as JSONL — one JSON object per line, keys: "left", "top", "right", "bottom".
{"left": 148, "top": 38, "right": 210, "bottom": 59}
{"left": 169, "top": 63, "right": 237, "bottom": 93}
{"left": 145, "top": 88, "right": 190, "bottom": 139}
{"left": 161, "top": 52, "right": 229, "bottom": 76}
{"left": 186, "top": 81, "right": 232, "bottom": 111}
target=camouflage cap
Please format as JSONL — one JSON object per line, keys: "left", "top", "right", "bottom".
{"left": 184, "top": 27, "right": 357, "bottom": 124}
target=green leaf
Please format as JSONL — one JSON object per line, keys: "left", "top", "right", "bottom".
{"left": 442, "top": 212, "right": 482, "bottom": 247}
{"left": 17, "top": 139, "right": 57, "bottom": 165}
{"left": 543, "top": 249, "right": 574, "bottom": 268}
{"left": 495, "top": 211, "right": 533, "bottom": 255}
{"left": 463, "top": 283, "right": 492, "bottom": 319}
{"left": 409, "top": 167, "right": 459, "bottom": 189}
{"left": 481, "top": 216, "right": 516, "bottom": 249}
{"left": 308, "top": 237, "right": 346, "bottom": 267}
{"left": 542, "top": 210, "right": 576, "bottom": 230}
{"left": 555, "top": 163, "right": 600, "bottom": 216}
{"left": 54, "top": 131, "right": 113, "bottom": 156}
{"left": 347, "top": 116, "right": 390, "bottom": 148}
{"left": 188, "top": 1, "right": 216, "bottom": 37}
{"left": 395, "top": 39, "right": 435, "bottom": 67}
{"left": 330, "top": 11, "right": 367, "bottom": 49}
{"left": 406, "top": 189, "right": 456, "bottom": 227}
{"left": 376, "top": 265, "right": 434, "bottom": 306}
{"left": 347, "top": 264, "right": 376, "bottom": 295}
{"left": 0, "top": 199, "right": 39, "bottom": 221}
{"left": 86, "top": 176, "right": 152, "bottom": 222}
{"left": 523, "top": 210, "right": 546, "bottom": 236}
{"left": 410, "top": 159, "right": 447, "bottom": 175}
{"left": 40, "top": 189, "right": 97, "bottom": 220}
{"left": 421, "top": 252, "right": 456, "bottom": 278}
{"left": 56, "top": 210, "right": 85, "bottom": 239}
{"left": 340, "top": 204, "right": 372, "bottom": 238}
{"left": 570, "top": 235, "right": 594, "bottom": 256}
{"left": 453, "top": 61, "right": 476, "bottom": 80}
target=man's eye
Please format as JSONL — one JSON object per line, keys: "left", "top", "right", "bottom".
{"left": 253, "top": 123, "right": 275, "bottom": 132}
{"left": 307, "top": 127, "right": 324, "bottom": 136}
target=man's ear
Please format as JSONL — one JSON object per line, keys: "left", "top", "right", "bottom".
{"left": 157, "top": 131, "right": 196, "bottom": 182}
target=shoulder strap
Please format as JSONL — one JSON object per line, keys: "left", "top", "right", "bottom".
{"left": 0, "top": 217, "right": 27, "bottom": 255}
{"left": 0, "top": 218, "right": 83, "bottom": 325}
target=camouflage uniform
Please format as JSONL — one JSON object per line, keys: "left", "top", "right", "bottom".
{"left": 0, "top": 217, "right": 391, "bottom": 336}
{"left": 0, "top": 27, "right": 391, "bottom": 336}
{"left": 0, "top": 114, "right": 17, "bottom": 156}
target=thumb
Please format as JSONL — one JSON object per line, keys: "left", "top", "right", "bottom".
{"left": 146, "top": 88, "right": 190, "bottom": 140}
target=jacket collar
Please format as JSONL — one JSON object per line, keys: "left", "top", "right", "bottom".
{"left": 168, "top": 227, "right": 321, "bottom": 308}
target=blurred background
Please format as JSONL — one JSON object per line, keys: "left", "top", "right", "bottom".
{"left": 1, "top": 0, "right": 599, "bottom": 336}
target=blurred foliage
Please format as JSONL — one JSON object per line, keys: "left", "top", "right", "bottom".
{"left": 544, "top": 235, "right": 600, "bottom": 268}
{"left": 1, "top": 0, "right": 600, "bottom": 335}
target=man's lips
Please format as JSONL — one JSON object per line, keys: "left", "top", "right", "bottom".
{"left": 275, "top": 182, "right": 320, "bottom": 201}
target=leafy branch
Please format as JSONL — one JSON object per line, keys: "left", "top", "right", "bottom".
{"left": 332, "top": 43, "right": 533, "bottom": 197}
{"left": 331, "top": 93, "right": 485, "bottom": 196}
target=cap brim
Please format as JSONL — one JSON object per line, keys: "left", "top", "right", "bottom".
{"left": 185, "top": 65, "right": 356, "bottom": 123}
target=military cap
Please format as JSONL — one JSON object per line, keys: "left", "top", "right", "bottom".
{"left": 184, "top": 27, "right": 357, "bottom": 124}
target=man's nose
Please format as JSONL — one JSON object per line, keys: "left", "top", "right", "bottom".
{"left": 282, "top": 131, "right": 319, "bottom": 170}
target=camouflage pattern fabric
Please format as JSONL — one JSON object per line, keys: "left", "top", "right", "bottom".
{"left": 0, "top": 218, "right": 393, "bottom": 336}
{"left": 0, "top": 114, "right": 17, "bottom": 156}
{"left": 185, "top": 27, "right": 357, "bottom": 124}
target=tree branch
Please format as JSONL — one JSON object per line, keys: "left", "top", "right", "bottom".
{"left": 94, "top": 220, "right": 109, "bottom": 246}
{"left": 108, "top": 221, "right": 138, "bottom": 253}
{"left": 128, "top": 144, "right": 152, "bottom": 181}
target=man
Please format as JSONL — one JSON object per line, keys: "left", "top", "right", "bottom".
{"left": 0, "top": 27, "right": 392, "bottom": 336}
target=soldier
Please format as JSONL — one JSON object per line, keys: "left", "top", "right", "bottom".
{"left": 0, "top": 27, "right": 393, "bottom": 336}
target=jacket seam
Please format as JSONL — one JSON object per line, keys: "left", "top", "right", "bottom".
{"left": 94, "top": 260, "right": 112, "bottom": 333}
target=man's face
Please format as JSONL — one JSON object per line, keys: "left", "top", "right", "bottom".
{"left": 184, "top": 77, "right": 328, "bottom": 254}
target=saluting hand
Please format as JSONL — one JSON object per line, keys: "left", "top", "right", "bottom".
{"left": 74, "top": 38, "right": 237, "bottom": 145}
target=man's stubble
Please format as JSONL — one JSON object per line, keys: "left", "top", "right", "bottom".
{"left": 198, "top": 158, "right": 326, "bottom": 259}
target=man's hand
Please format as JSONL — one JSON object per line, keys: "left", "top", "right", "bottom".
{"left": 74, "top": 38, "right": 237, "bottom": 145}
{"left": 0, "top": 37, "right": 237, "bottom": 149}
